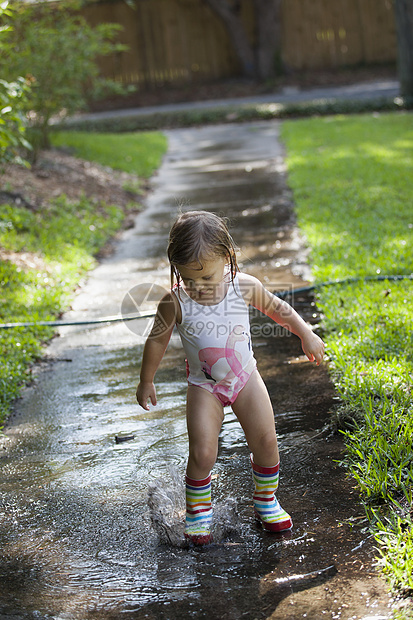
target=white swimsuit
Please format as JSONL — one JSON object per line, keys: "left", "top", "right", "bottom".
{"left": 173, "top": 274, "right": 256, "bottom": 406}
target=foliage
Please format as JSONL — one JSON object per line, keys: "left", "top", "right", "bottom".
{"left": 282, "top": 111, "right": 413, "bottom": 600}
{"left": 0, "top": 0, "right": 128, "bottom": 156}
{"left": 51, "top": 131, "right": 168, "bottom": 178}
{"left": 0, "top": 2, "right": 31, "bottom": 170}
{"left": 0, "top": 77, "right": 31, "bottom": 170}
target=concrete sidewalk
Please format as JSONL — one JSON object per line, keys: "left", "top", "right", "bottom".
{"left": 75, "top": 78, "right": 399, "bottom": 123}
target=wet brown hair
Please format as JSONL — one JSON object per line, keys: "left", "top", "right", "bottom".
{"left": 167, "top": 210, "right": 239, "bottom": 289}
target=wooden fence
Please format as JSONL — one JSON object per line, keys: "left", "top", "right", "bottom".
{"left": 282, "top": 0, "right": 396, "bottom": 70}
{"left": 81, "top": 0, "right": 397, "bottom": 89}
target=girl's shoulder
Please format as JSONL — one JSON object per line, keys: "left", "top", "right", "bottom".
{"left": 158, "top": 290, "right": 182, "bottom": 324}
{"left": 236, "top": 272, "right": 263, "bottom": 304}
{"left": 237, "top": 271, "right": 260, "bottom": 286}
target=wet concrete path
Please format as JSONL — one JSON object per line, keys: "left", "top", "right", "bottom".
{"left": 0, "top": 122, "right": 392, "bottom": 619}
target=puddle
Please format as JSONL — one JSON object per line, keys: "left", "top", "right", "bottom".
{"left": 0, "top": 122, "right": 392, "bottom": 619}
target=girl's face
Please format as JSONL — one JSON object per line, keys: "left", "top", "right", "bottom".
{"left": 176, "top": 254, "right": 229, "bottom": 304}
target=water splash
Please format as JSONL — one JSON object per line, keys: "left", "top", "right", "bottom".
{"left": 211, "top": 497, "right": 240, "bottom": 543}
{"left": 147, "top": 467, "right": 186, "bottom": 547}
{"left": 147, "top": 468, "right": 240, "bottom": 547}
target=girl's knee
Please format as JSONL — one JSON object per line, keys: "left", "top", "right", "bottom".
{"left": 254, "top": 431, "right": 279, "bottom": 461}
{"left": 188, "top": 443, "right": 217, "bottom": 473}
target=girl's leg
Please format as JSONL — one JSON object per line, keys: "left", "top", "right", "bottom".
{"left": 232, "top": 371, "right": 292, "bottom": 532}
{"left": 186, "top": 385, "right": 224, "bottom": 479}
{"left": 231, "top": 370, "right": 279, "bottom": 467}
{"left": 185, "top": 385, "right": 224, "bottom": 545}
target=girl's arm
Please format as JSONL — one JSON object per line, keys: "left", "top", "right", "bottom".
{"left": 239, "top": 273, "right": 325, "bottom": 365}
{"left": 136, "top": 292, "right": 178, "bottom": 410}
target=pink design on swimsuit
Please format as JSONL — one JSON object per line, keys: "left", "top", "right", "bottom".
{"left": 197, "top": 326, "right": 250, "bottom": 405}
{"left": 174, "top": 274, "right": 256, "bottom": 407}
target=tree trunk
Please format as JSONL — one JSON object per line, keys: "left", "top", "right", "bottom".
{"left": 253, "top": 0, "right": 282, "bottom": 79}
{"left": 394, "top": 0, "right": 413, "bottom": 99}
{"left": 202, "top": 0, "right": 255, "bottom": 78}
{"left": 203, "top": 0, "right": 283, "bottom": 80}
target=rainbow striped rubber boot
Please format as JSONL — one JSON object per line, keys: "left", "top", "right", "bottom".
{"left": 184, "top": 473, "right": 213, "bottom": 545}
{"left": 250, "top": 454, "right": 292, "bottom": 532}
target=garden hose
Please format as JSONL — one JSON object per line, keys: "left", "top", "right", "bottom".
{"left": 1, "top": 273, "right": 412, "bottom": 330}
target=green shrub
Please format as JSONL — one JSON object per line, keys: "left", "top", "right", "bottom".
{"left": 0, "top": 77, "right": 31, "bottom": 169}
{"left": 0, "top": 2, "right": 31, "bottom": 169}
{"left": 0, "top": 0, "right": 128, "bottom": 157}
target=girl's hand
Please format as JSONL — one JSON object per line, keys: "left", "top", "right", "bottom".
{"left": 136, "top": 381, "right": 157, "bottom": 410}
{"left": 301, "top": 331, "right": 325, "bottom": 366}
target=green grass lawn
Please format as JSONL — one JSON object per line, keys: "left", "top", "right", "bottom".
{"left": 0, "top": 130, "right": 167, "bottom": 427}
{"left": 51, "top": 131, "right": 167, "bottom": 177}
{"left": 282, "top": 111, "right": 413, "bottom": 607}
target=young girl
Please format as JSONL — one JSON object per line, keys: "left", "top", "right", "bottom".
{"left": 136, "top": 211, "right": 325, "bottom": 546}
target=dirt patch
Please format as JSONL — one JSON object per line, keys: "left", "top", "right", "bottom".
{"left": 1, "top": 149, "right": 147, "bottom": 214}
